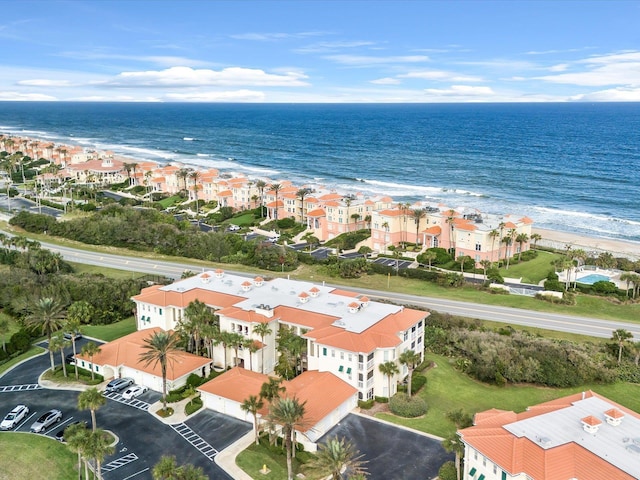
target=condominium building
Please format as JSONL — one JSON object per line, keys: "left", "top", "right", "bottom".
{"left": 459, "top": 391, "right": 640, "bottom": 480}
{"left": 132, "top": 270, "right": 428, "bottom": 401}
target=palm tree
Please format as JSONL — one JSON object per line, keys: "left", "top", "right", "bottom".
{"left": 421, "top": 250, "right": 437, "bottom": 271}
{"left": 0, "top": 318, "right": 8, "bottom": 353}
{"left": 25, "top": 296, "right": 66, "bottom": 372}
{"left": 399, "top": 349, "right": 421, "bottom": 396}
{"left": 78, "top": 387, "right": 106, "bottom": 432}
{"left": 270, "top": 183, "right": 282, "bottom": 220}
{"left": 253, "top": 323, "right": 272, "bottom": 374}
{"left": 412, "top": 208, "right": 425, "bottom": 247}
{"left": 66, "top": 301, "right": 92, "bottom": 380}
{"left": 255, "top": 180, "right": 267, "bottom": 217}
{"left": 269, "top": 396, "right": 307, "bottom": 480}
{"left": 378, "top": 361, "right": 399, "bottom": 399}
{"left": 502, "top": 230, "right": 516, "bottom": 269}
{"left": 456, "top": 255, "right": 470, "bottom": 274}
{"left": 81, "top": 341, "right": 101, "bottom": 381}
{"left": 296, "top": 187, "right": 311, "bottom": 225}
{"left": 228, "top": 331, "right": 245, "bottom": 367}
{"left": 86, "top": 429, "right": 114, "bottom": 480}
{"left": 189, "top": 170, "right": 201, "bottom": 214}
{"left": 260, "top": 377, "right": 286, "bottom": 404}
{"left": 177, "top": 167, "right": 191, "bottom": 194}
{"left": 153, "top": 455, "right": 179, "bottom": 480}
{"left": 65, "top": 421, "right": 91, "bottom": 480}
{"left": 244, "top": 338, "right": 260, "bottom": 371}
{"left": 480, "top": 259, "right": 492, "bottom": 282}
{"left": 182, "top": 299, "right": 211, "bottom": 356}
{"left": 309, "top": 436, "right": 368, "bottom": 480}
{"left": 621, "top": 271, "right": 635, "bottom": 297}
{"left": 612, "top": 329, "right": 634, "bottom": 364}
{"left": 445, "top": 209, "right": 457, "bottom": 256}
{"left": 139, "top": 330, "right": 182, "bottom": 412}
{"left": 515, "top": 232, "right": 529, "bottom": 261}
{"left": 442, "top": 433, "right": 465, "bottom": 480}
{"left": 49, "top": 333, "right": 70, "bottom": 377}
{"left": 530, "top": 232, "right": 542, "bottom": 249}
{"left": 241, "top": 395, "right": 264, "bottom": 445}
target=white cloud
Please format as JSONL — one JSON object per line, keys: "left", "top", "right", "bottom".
{"left": 295, "top": 40, "right": 376, "bottom": 54}
{"left": 0, "top": 91, "right": 57, "bottom": 101}
{"left": 57, "top": 51, "right": 216, "bottom": 68}
{"left": 324, "top": 54, "right": 429, "bottom": 66}
{"left": 400, "top": 70, "right": 483, "bottom": 82}
{"left": 548, "top": 63, "right": 568, "bottom": 72}
{"left": 101, "top": 66, "right": 309, "bottom": 88}
{"left": 424, "top": 85, "right": 495, "bottom": 97}
{"left": 370, "top": 77, "right": 401, "bottom": 85}
{"left": 17, "top": 79, "right": 74, "bottom": 87}
{"left": 570, "top": 86, "right": 640, "bottom": 102}
{"left": 164, "top": 90, "right": 266, "bottom": 102}
{"left": 537, "top": 51, "right": 640, "bottom": 86}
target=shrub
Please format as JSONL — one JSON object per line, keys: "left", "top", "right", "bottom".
{"left": 358, "top": 399, "right": 375, "bottom": 410}
{"left": 276, "top": 217, "right": 296, "bottom": 229}
{"left": 186, "top": 373, "right": 206, "bottom": 388}
{"left": 438, "top": 461, "right": 457, "bottom": 480}
{"left": 185, "top": 396, "right": 203, "bottom": 415}
{"left": 8, "top": 330, "right": 32, "bottom": 355}
{"left": 411, "top": 374, "right": 427, "bottom": 394}
{"left": 374, "top": 396, "right": 389, "bottom": 403}
{"left": 389, "top": 393, "right": 427, "bottom": 417}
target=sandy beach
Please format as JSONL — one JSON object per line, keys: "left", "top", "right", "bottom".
{"left": 533, "top": 228, "right": 640, "bottom": 261}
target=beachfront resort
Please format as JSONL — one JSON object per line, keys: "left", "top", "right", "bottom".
{"left": 0, "top": 135, "right": 534, "bottom": 264}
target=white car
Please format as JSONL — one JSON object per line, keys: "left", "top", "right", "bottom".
{"left": 121, "top": 385, "right": 148, "bottom": 400}
{"left": 30, "top": 409, "right": 62, "bottom": 433}
{"left": 1, "top": 405, "right": 29, "bottom": 430}
{"left": 228, "top": 224, "right": 241, "bottom": 231}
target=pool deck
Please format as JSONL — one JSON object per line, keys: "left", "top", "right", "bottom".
{"left": 558, "top": 266, "right": 624, "bottom": 288}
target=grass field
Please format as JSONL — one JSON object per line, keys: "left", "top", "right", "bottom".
{"left": 0, "top": 432, "right": 80, "bottom": 479}
{"left": 236, "top": 440, "right": 322, "bottom": 480}
{"left": 68, "top": 262, "right": 146, "bottom": 279}
{"left": 496, "top": 250, "right": 562, "bottom": 284}
{"left": 376, "top": 353, "right": 640, "bottom": 438}
{"left": 0, "top": 347, "right": 46, "bottom": 377}
{"left": 83, "top": 317, "right": 136, "bottom": 342}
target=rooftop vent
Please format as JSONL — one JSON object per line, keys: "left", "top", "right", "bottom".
{"left": 298, "top": 292, "right": 309, "bottom": 304}
{"left": 309, "top": 286, "right": 320, "bottom": 298}
{"left": 604, "top": 408, "right": 624, "bottom": 426}
{"left": 581, "top": 415, "right": 602, "bottom": 434}
{"left": 253, "top": 277, "right": 264, "bottom": 287}
{"left": 200, "top": 272, "right": 211, "bottom": 284}
{"left": 215, "top": 269, "right": 224, "bottom": 278}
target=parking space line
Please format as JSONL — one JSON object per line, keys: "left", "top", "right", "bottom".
{"left": 102, "top": 453, "right": 139, "bottom": 472}
{"left": 0, "top": 384, "right": 42, "bottom": 393}
{"left": 103, "top": 392, "right": 150, "bottom": 411}
{"left": 120, "top": 468, "right": 150, "bottom": 480}
{"left": 171, "top": 423, "right": 218, "bottom": 461}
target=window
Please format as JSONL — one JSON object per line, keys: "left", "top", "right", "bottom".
{"left": 340, "top": 352, "right": 344, "bottom": 360}
{"left": 478, "top": 475, "right": 485, "bottom": 480}
{"left": 493, "top": 465, "right": 497, "bottom": 474}
{"left": 346, "top": 367, "right": 352, "bottom": 374}
{"left": 501, "top": 472, "right": 507, "bottom": 480}
{"left": 323, "top": 347, "right": 327, "bottom": 356}
{"left": 331, "top": 349, "right": 335, "bottom": 358}
{"left": 339, "top": 365, "right": 344, "bottom": 372}
{"left": 475, "top": 243, "right": 482, "bottom": 251}
{"left": 469, "top": 468, "right": 477, "bottom": 476}
{"left": 348, "top": 354, "right": 352, "bottom": 362}
{"left": 159, "top": 308, "right": 163, "bottom": 315}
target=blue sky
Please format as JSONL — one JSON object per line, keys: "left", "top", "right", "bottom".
{"left": 2, "top": 0, "right": 639, "bottom": 102}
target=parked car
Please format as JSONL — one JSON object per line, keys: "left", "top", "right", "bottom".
{"left": 54, "top": 420, "right": 87, "bottom": 442}
{"left": 30, "top": 409, "right": 62, "bottom": 433}
{"left": 104, "top": 377, "right": 134, "bottom": 394}
{"left": 63, "top": 332, "right": 83, "bottom": 341}
{"left": 1, "top": 405, "right": 29, "bottom": 430}
{"left": 65, "top": 353, "right": 76, "bottom": 364}
{"left": 121, "top": 385, "right": 148, "bottom": 400}
{"left": 227, "top": 224, "right": 240, "bottom": 231}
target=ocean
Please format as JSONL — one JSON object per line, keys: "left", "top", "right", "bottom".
{"left": 1, "top": 102, "right": 639, "bottom": 243}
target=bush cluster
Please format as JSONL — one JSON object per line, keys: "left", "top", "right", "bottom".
{"left": 389, "top": 393, "right": 428, "bottom": 418}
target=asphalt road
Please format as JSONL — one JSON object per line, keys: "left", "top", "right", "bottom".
{"left": 2, "top": 231, "right": 637, "bottom": 340}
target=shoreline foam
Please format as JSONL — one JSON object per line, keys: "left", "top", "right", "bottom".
{"left": 533, "top": 228, "right": 640, "bottom": 261}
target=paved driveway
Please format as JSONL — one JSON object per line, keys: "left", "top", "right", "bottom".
{"left": 320, "top": 414, "right": 453, "bottom": 480}
{"left": 0, "top": 344, "right": 251, "bottom": 480}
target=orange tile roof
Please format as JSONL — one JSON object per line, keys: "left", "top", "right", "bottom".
{"left": 76, "top": 328, "right": 210, "bottom": 381}
{"left": 198, "top": 368, "right": 356, "bottom": 431}
{"left": 133, "top": 284, "right": 243, "bottom": 309}
{"left": 460, "top": 391, "right": 640, "bottom": 480}
{"left": 307, "top": 208, "right": 326, "bottom": 217}
{"left": 424, "top": 225, "right": 442, "bottom": 235}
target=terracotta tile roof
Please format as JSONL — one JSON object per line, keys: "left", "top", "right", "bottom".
{"left": 216, "top": 306, "right": 274, "bottom": 324}
{"left": 460, "top": 391, "right": 640, "bottom": 480}
{"left": 132, "top": 284, "right": 243, "bottom": 309}
{"left": 519, "top": 216, "right": 534, "bottom": 224}
{"left": 198, "top": 368, "right": 356, "bottom": 431}
{"left": 75, "top": 328, "right": 210, "bottom": 381}
{"left": 424, "top": 225, "right": 442, "bottom": 235}
{"left": 503, "top": 221, "right": 518, "bottom": 229}
{"left": 318, "top": 193, "right": 343, "bottom": 201}
{"left": 307, "top": 208, "right": 326, "bottom": 217}
{"left": 217, "top": 190, "right": 233, "bottom": 197}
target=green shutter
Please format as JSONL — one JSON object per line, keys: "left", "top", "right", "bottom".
{"left": 347, "top": 367, "right": 352, "bottom": 374}
{"left": 469, "top": 468, "right": 476, "bottom": 476}
{"left": 339, "top": 365, "right": 344, "bottom": 372}
{"left": 478, "top": 475, "right": 485, "bottom": 480}
{"left": 323, "top": 347, "right": 327, "bottom": 356}
{"left": 501, "top": 472, "right": 507, "bottom": 480}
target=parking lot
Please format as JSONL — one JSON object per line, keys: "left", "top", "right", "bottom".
{"left": 320, "top": 414, "right": 452, "bottom": 480}
{"left": 371, "top": 257, "right": 414, "bottom": 270}
{"left": 0, "top": 341, "right": 251, "bottom": 479}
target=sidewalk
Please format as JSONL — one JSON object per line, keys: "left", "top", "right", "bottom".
{"left": 214, "top": 431, "right": 255, "bottom": 480}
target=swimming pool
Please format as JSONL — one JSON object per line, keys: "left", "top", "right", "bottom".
{"left": 577, "top": 274, "right": 612, "bottom": 285}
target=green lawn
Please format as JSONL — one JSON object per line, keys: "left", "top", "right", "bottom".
{"left": 236, "top": 440, "right": 322, "bottom": 480}
{"left": 496, "top": 250, "right": 562, "bottom": 284}
{"left": 376, "top": 353, "right": 640, "bottom": 438}
{"left": 158, "top": 195, "right": 183, "bottom": 208}
{"left": 0, "top": 432, "right": 81, "bottom": 479}
{"left": 0, "top": 347, "right": 46, "bottom": 376}
{"left": 68, "top": 262, "right": 146, "bottom": 279}
{"left": 83, "top": 317, "right": 136, "bottom": 342}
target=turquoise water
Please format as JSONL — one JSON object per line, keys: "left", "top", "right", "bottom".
{"left": 577, "top": 274, "right": 612, "bottom": 285}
